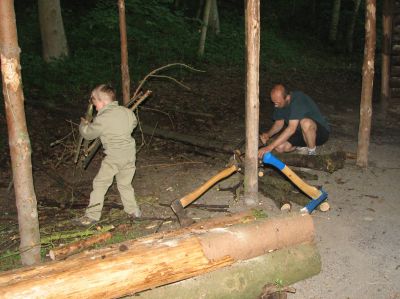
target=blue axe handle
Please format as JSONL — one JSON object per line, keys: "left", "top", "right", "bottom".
{"left": 262, "top": 152, "right": 328, "bottom": 213}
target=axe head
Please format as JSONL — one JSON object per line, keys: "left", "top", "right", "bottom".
{"left": 171, "top": 199, "right": 195, "bottom": 227}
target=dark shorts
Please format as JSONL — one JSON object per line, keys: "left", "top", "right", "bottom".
{"left": 288, "top": 121, "right": 330, "bottom": 147}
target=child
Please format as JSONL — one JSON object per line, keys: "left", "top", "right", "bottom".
{"left": 75, "top": 84, "right": 141, "bottom": 226}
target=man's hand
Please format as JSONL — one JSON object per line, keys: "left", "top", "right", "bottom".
{"left": 259, "top": 133, "right": 269, "bottom": 145}
{"left": 258, "top": 145, "right": 273, "bottom": 159}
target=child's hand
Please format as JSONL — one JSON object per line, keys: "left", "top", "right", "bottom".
{"left": 80, "top": 117, "right": 88, "bottom": 125}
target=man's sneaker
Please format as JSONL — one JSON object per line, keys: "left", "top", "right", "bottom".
{"left": 72, "top": 216, "right": 97, "bottom": 227}
{"left": 307, "top": 147, "right": 317, "bottom": 155}
{"left": 295, "top": 147, "right": 309, "bottom": 155}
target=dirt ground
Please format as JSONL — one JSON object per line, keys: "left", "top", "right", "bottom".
{"left": 0, "top": 66, "right": 400, "bottom": 298}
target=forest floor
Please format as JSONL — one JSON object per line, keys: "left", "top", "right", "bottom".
{"left": 0, "top": 65, "right": 400, "bottom": 298}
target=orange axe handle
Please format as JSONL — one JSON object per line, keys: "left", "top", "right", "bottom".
{"left": 180, "top": 164, "right": 238, "bottom": 207}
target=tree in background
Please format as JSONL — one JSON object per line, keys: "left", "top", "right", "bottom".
{"left": 209, "top": 0, "right": 220, "bottom": 35}
{"left": 0, "top": 0, "right": 41, "bottom": 265}
{"left": 197, "top": 0, "right": 212, "bottom": 57}
{"left": 357, "top": 0, "right": 376, "bottom": 167}
{"left": 329, "top": 0, "right": 342, "bottom": 43}
{"left": 346, "top": 0, "right": 362, "bottom": 53}
{"left": 38, "top": 0, "right": 69, "bottom": 62}
{"left": 118, "top": 0, "right": 131, "bottom": 105}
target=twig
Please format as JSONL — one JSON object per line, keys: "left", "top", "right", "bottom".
{"left": 132, "top": 63, "right": 204, "bottom": 99}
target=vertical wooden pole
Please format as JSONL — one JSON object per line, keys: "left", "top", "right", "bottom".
{"left": 244, "top": 0, "right": 260, "bottom": 205}
{"left": 118, "top": 0, "right": 130, "bottom": 105}
{"left": 357, "top": 0, "right": 376, "bottom": 167}
{"left": 0, "top": 0, "right": 41, "bottom": 265}
{"left": 381, "top": 0, "right": 393, "bottom": 110}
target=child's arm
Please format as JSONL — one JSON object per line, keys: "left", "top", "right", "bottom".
{"left": 79, "top": 116, "right": 103, "bottom": 140}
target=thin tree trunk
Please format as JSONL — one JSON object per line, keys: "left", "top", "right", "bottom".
{"left": 209, "top": 0, "right": 220, "bottom": 35}
{"left": 118, "top": 0, "right": 130, "bottom": 105}
{"left": 346, "top": 0, "right": 362, "bottom": 52}
{"left": 357, "top": 0, "right": 376, "bottom": 167}
{"left": 244, "top": 0, "right": 260, "bottom": 206}
{"left": 197, "top": 0, "right": 212, "bottom": 57}
{"left": 381, "top": 0, "right": 393, "bottom": 111}
{"left": 0, "top": 0, "right": 41, "bottom": 265}
{"left": 329, "top": 0, "right": 341, "bottom": 43}
{"left": 38, "top": 0, "right": 69, "bottom": 62}
{"left": 195, "top": 0, "right": 205, "bottom": 19}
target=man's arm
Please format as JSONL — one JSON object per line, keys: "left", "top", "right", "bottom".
{"left": 258, "top": 119, "right": 299, "bottom": 158}
{"left": 260, "top": 119, "right": 285, "bottom": 144}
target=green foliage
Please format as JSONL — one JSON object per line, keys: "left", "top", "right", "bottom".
{"left": 13, "top": 0, "right": 363, "bottom": 104}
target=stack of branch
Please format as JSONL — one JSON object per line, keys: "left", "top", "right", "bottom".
{"left": 0, "top": 211, "right": 321, "bottom": 298}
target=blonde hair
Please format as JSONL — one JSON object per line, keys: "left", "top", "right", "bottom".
{"left": 91, "top": 84, "right": 116, "bottom": 103}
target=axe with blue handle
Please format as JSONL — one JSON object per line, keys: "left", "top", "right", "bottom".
{"left": 262, "top": 152, "right": 329, "bottom": 213}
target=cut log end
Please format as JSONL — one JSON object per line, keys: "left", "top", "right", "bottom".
{"left": 280, "top": 202, "right": 292, "bottom": 211}
{"left": 318, "top": 201, "right": 330, "bottom": 212}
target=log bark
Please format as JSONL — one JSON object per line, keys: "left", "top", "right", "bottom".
{"left": 0, "top": 213, "right": 315, "bottom": 299}
{"left": 274, "top": 151, "right": 346, "bottom": 173}
{"left": 135, "top": 243, "right": 320, "bottom": 299}
{"left": 49, "top": 232, "right": 112, "bottom": 260}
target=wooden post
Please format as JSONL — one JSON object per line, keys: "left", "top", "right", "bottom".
{"left": 381, "top": 0, "right": 393, "bottom": 110}
{"left": 357, "top": 0, "right": 376, "bottom": 167}
{"left": 0, "top": 0, "right": 41, "bottom": 265}
{"left": 118, "top": 0, "right": 130, "bottom": 105}
{"left": 244, "top": 0, "right": 260, "bottom": 205}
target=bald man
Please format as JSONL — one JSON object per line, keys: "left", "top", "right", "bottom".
{"left": 258, "top": 84, "right": 330, "bottom": 158}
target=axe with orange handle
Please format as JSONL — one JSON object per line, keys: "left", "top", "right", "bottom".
{"left": 171, "top": 152, "right": 243, "bottom": 226}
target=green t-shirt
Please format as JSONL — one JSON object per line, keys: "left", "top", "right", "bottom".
{"left": 272, "top": 91, "right": 330, "bottom": 132}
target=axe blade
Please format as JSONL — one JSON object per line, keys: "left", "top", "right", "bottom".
{"left": 171, "top": 200, "right": 195, "bottom": 227}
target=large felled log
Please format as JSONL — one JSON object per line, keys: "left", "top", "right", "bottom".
{"left": 274, "top": 151, "right": 346, "bottom": 173}
{"left": 0, "top": 213, "right": 315, "bottom": 299}
{"left": 133, "top": 243, "right": 320, "bottom": 299}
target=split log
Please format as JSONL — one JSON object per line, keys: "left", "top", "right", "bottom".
{"left": 133, "top": 243, "right": 318, "bottom": 299}
{"left": 0, "top": 213, "right": 316, "bottom": 299}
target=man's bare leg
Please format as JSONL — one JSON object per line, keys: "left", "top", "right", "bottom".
{"left": 300, "top": 118, "right": 317, "bottom": 149}
{"left": 275, "top": 141, "right": 296, "bottom": 153}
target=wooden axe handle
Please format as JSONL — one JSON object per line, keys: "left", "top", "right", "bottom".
{"left": 281, "top": 166, "right": 321, "bottom": 199}
{"left": 180, "top": 164, "right": 238, "bottom": 207}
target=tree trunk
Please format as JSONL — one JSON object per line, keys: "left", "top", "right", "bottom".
{"left": 329, "top": 0, "right": 341, "bottom": 43}
{"left": 38, "top": 0, "right": 69, "bottom": 62}
{"left": 209, "top": 0, "right": 220, "bottom": 35}
{"left": 346, "top": 0, "right": 362, "bottom": 52}
{"left": 0, "top": 0, "right": 41, "bottom": 265}
{"left": 135, "top": 243, "right": 321, "bottom": 299}
{"left": 244, "top": 0, "right": 260, "bottom": 206}
{"left": 357, "top": 0, "right": 376, "bottom": 167}
{"left": 118, "top": 0, "right": 131, "bottom": 105}
{"left": 195, "top": 0, "right": 205, "bottom": 19}
{"left": 0, "top": 213, "right": 316, "bottom": 298}
{"left": 381, "top": 0, "right": 393, "bottom": 110}
{"left": 197, "top": 0, "right": 212, "bottom": 57}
